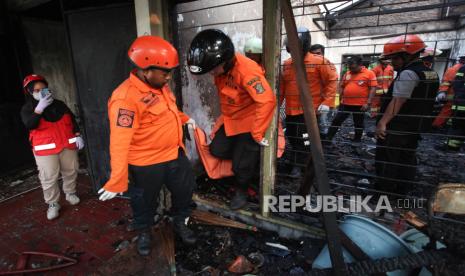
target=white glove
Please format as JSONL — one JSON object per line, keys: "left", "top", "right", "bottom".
{"left": 34, "top": 94, "right": 53, "bottom": 114}
{"left": 257, "top": 138, "right": 269, "bottom": 147}
{"left": 76, "top": 136, "right": 85, "bottom": 150}
{"left": 436, "top": 91, "right": 447, "bottom": 102}
{"left": 317, "top": 104, "right": 330, "bottom": 113}
{"left": 186, "top": 118, "right": 196, "bottom": 130}
{"left": 98, "top": 188, "right": 120, "bottom": 201}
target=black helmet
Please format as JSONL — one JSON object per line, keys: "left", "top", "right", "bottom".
{"left": 285, "top": 27, "right": 311, "bottom": 54}
{"left": 187, "top": 29, "right": 235, "bottom": 75}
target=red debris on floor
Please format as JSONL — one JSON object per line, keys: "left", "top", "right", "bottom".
{"left": 0, "top": 175, "right": 133, "bottom": 274}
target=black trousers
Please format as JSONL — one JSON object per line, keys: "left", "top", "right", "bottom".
{"left": 375, "top": 133, "right": 419, "bottom": 194}
{"left": 209, "top": 126, "right": 260, "bottom": 190}
{"left": 285, "top": 114, "right": 308, "bottom": 165}
{"left": 327, "top": 104, "right": 365, "bottom": 142}
{"left": 447, "top": 109, "right": 465, "bottom": 149}
{"left": 128, "top": 150, "right": 195, "bottom": 231}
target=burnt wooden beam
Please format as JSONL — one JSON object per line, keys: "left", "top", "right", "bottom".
{"left": 281, "top": 0, "right": 347, "bottom": 274}
{"left": 260, "top": 0, "right": 281, "bottom": 217}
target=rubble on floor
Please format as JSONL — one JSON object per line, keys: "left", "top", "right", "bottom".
{"left": 0, "top": 167, "right": 39, "bottom": 203}
{"left": 174, "top": 223, "right": 324, "bottom": 275}
{"left": 2, "top": 115, "right": 464, "bottom": 274}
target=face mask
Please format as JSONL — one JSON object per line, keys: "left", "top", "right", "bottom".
{"left": 32, "top": 92, "right": 41, "bottom": 101}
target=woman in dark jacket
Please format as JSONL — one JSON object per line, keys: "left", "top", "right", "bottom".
{"left": 21, "top": 74, "right": 84, "bottom": 220}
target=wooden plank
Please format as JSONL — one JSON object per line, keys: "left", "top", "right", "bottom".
{"left": 280, "top": 1, "right": 347, "bottom": 274}
{"left": 193, "top": 194, "right": 325, "bottom": 238}
{"left": 260, "top": 0, "right": 281, "bottom": 217}
{"left": 402, "top": 211, "right": 427, "bottom": 229}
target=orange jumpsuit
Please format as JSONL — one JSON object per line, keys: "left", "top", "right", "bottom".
{"left": 279, "top": 53, "right": 337, "bottom": 166}
{"left": 103, "top": 71, "right": 190, "bottom": 193}
{"left": 280, "top": 52, "right": 338, "bottom": 114}
{"left": 214, "top": 53, "right": 276, "bottom": 142}
{"left": 432, "top": 63, "right": 464, "bottom": 128}
{"left": 371, "top": 64, "right": 394, "bottom": 115}
{"left": 208, "top": 53, "right": 276, "bottom": 190}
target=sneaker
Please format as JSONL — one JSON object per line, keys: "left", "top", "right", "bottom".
{"left": 47, "top": 203, "right": 60, "bottom": 220}
{"left": 66, "top": 193, "right": 80, "bottom": 205}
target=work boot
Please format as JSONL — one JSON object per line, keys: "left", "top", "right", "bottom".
{"left": 136, "top": 231, "right": 152, "bottom": 256}
{"left": 230, "top": 189, "right": 248, "bottom": 210}
{"left": 66, "top": 193, "right": 80, "bottom": 205}
{"left": 173, "top": 219, "right": 197, "bottom": 245}
{"left": 47, "top": 202, "right": 60, "bottom": 220}
{"left": 289, "top": 166, "right": 302, "bottom": 179}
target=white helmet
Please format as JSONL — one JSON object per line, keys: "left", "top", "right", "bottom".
{"left": 244, "top": 37, "right": 262, "bottom": 54}
{"left": 420, "top": 47, "right": 442, "bottom": 58}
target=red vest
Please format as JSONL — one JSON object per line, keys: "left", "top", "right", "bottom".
{"left": 29, "top": 113, "right": 77, "bottom": 156}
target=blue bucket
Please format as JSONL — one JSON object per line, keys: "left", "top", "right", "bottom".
{"left": 312, "top": 215, "right": 415, "bottom": 276}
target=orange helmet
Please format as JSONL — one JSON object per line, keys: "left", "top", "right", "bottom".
{"left": 382, "top": 34, "right": 426, "bottom": 58}
{"left": 128, "top": 36, "right": 179, "bottom": 70}
{"left": 22, "top": 74, "right": 47, "bottom": 94}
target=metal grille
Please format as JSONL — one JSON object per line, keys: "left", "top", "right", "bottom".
{"left": 276, "top": 0, "right": 465, "bottom": 228}
{"left": 174, "top": 0, "right": 465, "bottom": 228}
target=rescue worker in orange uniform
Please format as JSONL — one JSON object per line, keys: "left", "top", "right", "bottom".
{"left": 309, "top": 44, "right": 325, "bottom": 56}
{"left": 443, "top": 64, "right": 465, "bottom": 151}
{"left": 326, "top": 56, "right": 377, "bottom": 144}
{"left": 280, "top": 27, "right": 338, "bottom": 178}
{"left": 187, "top": 29, "right": 276, "bottom": 210}
{"left": 309, "top": 43, "right": 338, "bottom": 131}
{"left": 370, "top": 59, "right": 394, "bottom": 116}
{"left": 98, "top": 36, "right": 197, "bottom": 256}
{"left": 433, "top": 55, "right": 465, "bottom": 128}
{"left": 21, "top": 74, "right": 84, "bottom": 221}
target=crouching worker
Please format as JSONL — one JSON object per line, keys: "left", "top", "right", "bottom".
{"left": 98, "top": 36, "right": 197, "bottom": 256}
{"left": 187, "top": 29, "right": 276, "bottom": 210}
{"left": 21, "top": 74, "right": 84, "bottom": 220}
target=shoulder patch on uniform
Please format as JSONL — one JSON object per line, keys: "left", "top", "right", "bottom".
{"left": 117, "top": 108, "right": 135, "bottom": 128}
{"left": 424, "top": 71, "right": 439, "bottom": 80}
{"left": 246, "top": 77, "right": 260, "bottom": 86}
{"left": 253, "top": 82, "right": 265, "bottom": 94}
